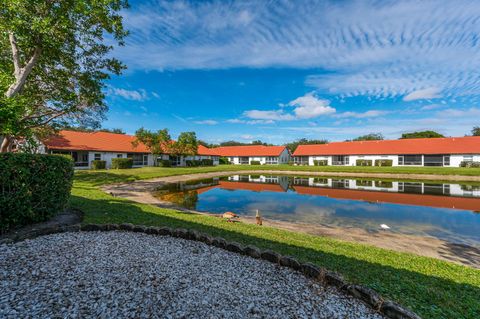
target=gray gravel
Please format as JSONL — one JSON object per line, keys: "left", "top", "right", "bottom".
{"left": 0, "top": 232, "right": 384, "bottom": 318}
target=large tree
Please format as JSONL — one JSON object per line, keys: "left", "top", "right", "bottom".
{"left": 171, "top": 132, "right": 198, "bottom": 156}
{"left": 352, "top": 133, "right": 384, "bottom": 141}
{"left": 471, "top": 126, "right": 480, "bottom": 136}
{"left": 285, "top": 138, "right": 328, "bottom": 152}
{"left": 133, "top": 128, "right": 172, "bottom": 163}
{"left": 400, "top": 131, "right": 444, "bottom": 139}
{"left": 0, "top": 0, "right": 129, "bottom": 152}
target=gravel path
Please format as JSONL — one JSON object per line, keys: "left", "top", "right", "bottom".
{"left": 0, "top": 232, "right": 384, "bottom": 318}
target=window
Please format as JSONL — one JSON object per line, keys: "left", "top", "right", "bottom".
{"left": 117, "top": 154, "right": 123, "bottom": 158}
{"left": 424, "top": 155, "right": 444, "bottom": 166}
{"left": 265, "top": 156, "right": 278, "bottom": 164}
{"left": 127, "top": 153, "right": 148, "bottom": 166}
{"left": 239, "top": 157, "right": 249, "bottom": 164}
{"left": 463, "top": 155, "right": 473, "bottom": 162}
{"left": 94, "top": 153, "right": 101, "bottom": 161}
{"left": 294, "top": 156, "right": 309, "bottom": 165}
{"left": 332, "top": 155, "right": 349, "bottom": 165}
{"left": 398, "top": 155, "right": 422, "bottom": 165}
{"left": 443, "top": 155, "right": 450, "bottom": 166}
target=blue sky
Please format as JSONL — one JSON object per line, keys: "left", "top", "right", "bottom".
{"left": 104, "top": 0, "right": 480, "bottom": 143}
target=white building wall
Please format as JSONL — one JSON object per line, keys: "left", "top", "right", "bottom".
{"left": 304, "top": 154, "right": 480, "bottom": 167}
{"left": 450, "top": 154, "right": 480, "bottom": 167}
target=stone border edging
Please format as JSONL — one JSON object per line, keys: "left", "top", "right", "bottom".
{"left": 0, "top": 223, "right": 421, "bottom": 319}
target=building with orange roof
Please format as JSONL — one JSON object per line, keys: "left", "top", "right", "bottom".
{"left": 292, "top": 136, "right": 480, "bottom": 167}
{"left": 211, "top": 145, "right": 290, "bottom": 165}
{"left": 42, "top": 130, "right": 221, "bottom": 169}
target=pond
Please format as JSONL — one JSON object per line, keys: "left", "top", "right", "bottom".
{"left": 154, "top": 175, "right": 480, "bottom": 247}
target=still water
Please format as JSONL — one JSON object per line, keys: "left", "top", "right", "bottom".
{"left": 154, "top": 175, "right": 480, "bottom": 246}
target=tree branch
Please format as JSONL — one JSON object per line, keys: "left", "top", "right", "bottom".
{"left": 9, "top": 32, "right": 21, "bottom": 78}
{"left": 6, "top": 37, "right": 42, "bottom": 97}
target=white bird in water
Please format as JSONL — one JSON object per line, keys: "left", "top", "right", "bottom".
{"left": 380, "top": 224, "right": 391, "bottom": 230}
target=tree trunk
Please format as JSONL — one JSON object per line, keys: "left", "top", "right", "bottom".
{"left": 0, "top": 136, "right": 12, "bottom": 153}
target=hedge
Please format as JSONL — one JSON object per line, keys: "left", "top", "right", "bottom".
{"left": 460, "top": 161, "right": 480, "bottom": 168}
{"left": 157, "top": 159, "right": 171, "bottom": 167}
{"left": 374, "top": 159, "right": 393, "bottom": 167}
{"left": 201, "top": 159, "right": 214, "bottom": 166}
{"left": 91, "top": 160, "right": 106, "bottom": 170}
{"left": 219, "top": 157, "right": 230, "bottom": 165}
{"left": 186, "top": 160, "right": 202, "bottom": 167}
{"left": 0, "top": 153, "right": 74, "bottom": 233}
{"left": 356, "top": 159, "right": 373, "bottom": 166}
{"left": 313, "top": 160, "right": 328, "bottom": 166}
{"left": 111, "top": 158, "right": 133, "bottom": 169}
{"left": 250, "top": 160, "right": 261, "bottom": 165}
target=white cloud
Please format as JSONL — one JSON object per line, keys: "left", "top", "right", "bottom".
{"left": 243, "top": 110, "right": 295, "bottom": 121}
{"left": 287, "top": 93, "right": 336, "bottom": 119}
{"left": 226, "top": 119, "right": 274, "bottom": 125}
{"left": 437, "top": 107, "right": 480, "bottom": 118}
{"left": 403, "top": 87, "right": 442, "bottom": 101}
{"left": 420, "top": 104, "right": 444, "bottom": 111}
{"left": 335, "top": 110, "right": 389, "bottom": 119}
{"left": 110, "top": 88, "right": 148, "bottom": 101}
{"left": 116, "top": 0, "right": 480, "bottom": 99}
{"left": 194, "top": 120, "right": 218, "bottom": 125}
{"left": 242, "top": 92, "right": 336, "bottom": 122}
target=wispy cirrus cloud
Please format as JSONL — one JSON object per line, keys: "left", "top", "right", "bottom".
{"left": 193, "top": 119, "right": 218, "bottom": 125}
{"left": 117, "top": 0, "right": 480, "bottom": 100}
{"left": 403, "top": 87, "right": 442, "bottom": 101}
{"left": 109, "top": 87, "right": 148, "bottom": 101}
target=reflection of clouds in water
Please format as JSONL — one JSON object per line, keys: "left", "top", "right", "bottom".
{"left": 333, "top": 202, "right": 383, "bottom": 213}
{"left": 294, "top": 204, "right": 336, "bottom": 217}
{"left": 200, "top": 196, "right": 219, "bottom": 203}
{"left": 245, "top": 200, "right": 296, "bottom": 215}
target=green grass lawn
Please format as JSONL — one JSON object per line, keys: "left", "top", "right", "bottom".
{"left": 71, "top": 166, "right": 480, "bottom": 319}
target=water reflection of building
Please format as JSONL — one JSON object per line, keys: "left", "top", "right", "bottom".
{"left": 227, "top": 175, "right": 290, "bottom": 191}
{"left": 293, "top": 177, "right": 480, "bottom": 198}
{"left": 159, "top": 175, "right": 480, "bottom": 212}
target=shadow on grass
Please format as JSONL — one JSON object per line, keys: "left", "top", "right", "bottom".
{"left": 70, "top": 194, "right": 480, "bottom": 319}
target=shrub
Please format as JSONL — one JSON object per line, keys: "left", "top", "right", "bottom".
{"left": 91, "top": 160, "right": 106, "bottom": 170}
{"left": 287, "top": 160, "right": 294, "bottom": 165}
{"left": 186, "top": 160, "right": 203, "bottom": 167}
{"left": 374, "top": 159, "right": 393, "bottom": 167}
{"left": 356, "top": 159, "right": 373, "bottom": 166}
{"left": 201, "top": 159, "right": 214, "bottom": 166}
{"left": 219, "top": 157, "right": 230, "bottom": 165}
{"left": 157, "top": 159, "right": 171, "bottom": 167}
{"left": 111, "top": 158, "right": 133, "bottom": 169}
{"left": 0, "top": 153, "right": 74, "bottom": 233}
{"left": 313, "top": 160, "right": 328, "bottom": 166}
{"left": 250, "top": 160, "right": 261, "bottom": 165}
{"left": 460, "top": 161, "right": 480, "bottom": 168}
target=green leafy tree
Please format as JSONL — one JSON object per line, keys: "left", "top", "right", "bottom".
{"left": 471, "top": 126, "right": 480, "bottom": 136}
{"left": 400, "top": 131, "right": 444, "bottom": 139}
{"left": 285, "top": 138, "right": 328, "bottom": 152}
{"left": 352, "top": 133, "right": 384, "bottom": 141}
{"left": 0, "top": 0, "right": 129, "bottom": 152}
{"left": 172, "top": 132, "right": 198, "bottom": 156}
{"left": 133, "top": 128, "right": 171, "bottom": 164}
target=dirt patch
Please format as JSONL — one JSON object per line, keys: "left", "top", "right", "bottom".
{"left": 103, "top": 170, "right": 480, "bottom": 268}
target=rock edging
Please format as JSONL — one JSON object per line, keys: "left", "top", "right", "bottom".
{"left": 0, "top": 223, "right": 421, "bottom": 319}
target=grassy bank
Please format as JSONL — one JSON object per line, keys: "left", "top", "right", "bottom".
{"left": 71, "top": 166, "right": 480, "bottom": 319}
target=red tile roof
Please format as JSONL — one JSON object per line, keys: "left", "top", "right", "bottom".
{"left": 44, "top": 130, "right": 150, "bottom": 153}
{"left": 44, "top": 130, "right": 220, "bottom": 155}
{"left": 293, "top": 186, "right": 480, "bottom": 211}
{"left": 293, "top": 136, "right": 480, "bottom": 156}
{"left": 213, "top": 145, "right": 287, "bottom": 157}
{"left": 197, "top": 145, "right": 221, "bottom": 156}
